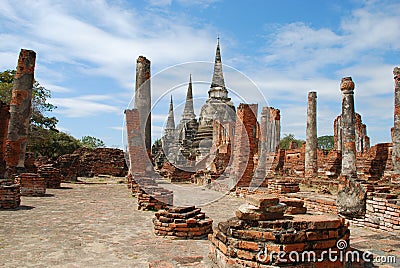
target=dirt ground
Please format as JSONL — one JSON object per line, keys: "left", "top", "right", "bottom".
{"left": 0, "top": 181, "right": 399, "bottom": 267}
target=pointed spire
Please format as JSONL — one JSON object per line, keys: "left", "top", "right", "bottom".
{"left": 211, "top": 37, "right": 225, "bottom": 89}
{"left": 165, "top": 95, "right": 175, "bottom": 130}
{"left": 181, "top": 74, "right": 196, "bottom": 121}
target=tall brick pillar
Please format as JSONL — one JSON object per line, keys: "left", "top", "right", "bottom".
{"left": 392, "top": 67, "right": 400, "bottom": 174}
{"left": 125, "top": 109, "right": 153, "bottom": 176}
{"left": 4, "top": 49, "right": 36, "bottom": 179}
{"left": 340, "top": 77, "right": 356, "bottom": 177}
{"left": 305, "top": 91, "right": 317, "bottom": 179}
{"left": 134, "top": 56, "right": 151, "bottom": 156}
{"left": 337, "top": 77, "right": 366, "bottom": 217}
{"left": 231, "top": 104, "right": 258, "bottom": 188}
{"left": 0, "top": 101, "right": 10, "bottom": 179}
{"left": 253, "top": 107, "right": 280, "bottom": 184}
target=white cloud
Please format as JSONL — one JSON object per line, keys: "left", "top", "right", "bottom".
{"left": 254, "top": 1, "right": 400, "bottom": 145}
{"left": 50, "top": 96, "right": 120, "bottom": 117}
{"left": 0, "top": 0, "right": 217, "bottom": 91}
{"left": 109, "top": 126, "right": 124, "bottom": 131}
{"left": 1, "top": 0, "right": 398, "bottom": 147}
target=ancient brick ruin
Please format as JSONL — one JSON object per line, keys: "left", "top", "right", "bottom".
{"left": 15, "top": 173, "right": 46, "bottom": 197}
{"left": 209, "top": 194, "right": 350, "bottom": 267}
{"left": 37, "top": 164, "right": 61, "bottom": 189}
{"left": 1, "top": 49, "right": 36, "bottom": 208}
{"left": 4, "top": 49, "right": 36, "bottom": 178}
{"left": 153, "top": 206, "right": 213, "bottom": 239}
{"left": 231, "top": 104, "right": 259, "bottom": 188}
{"left": 1, "top": 41, "right": 399, "bottom": 268}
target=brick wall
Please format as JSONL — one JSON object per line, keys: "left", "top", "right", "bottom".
{"left": 288, "top": 192, "right": 400, "bottom": 233}
{"left": 125, "top": 109, "right": 153, "bottom": 176}
{"left": 231, "top": 104, "right": 259, "bottom": 187}
{"left": 75, "top": 147, "right": 127, "bottom": 177}
{"left": 0, "top": 101, "right": 10, "bottom": 178}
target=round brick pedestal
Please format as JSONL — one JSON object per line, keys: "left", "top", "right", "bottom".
{"left": 153, "top": 206, "right": 213, "bottom": 239}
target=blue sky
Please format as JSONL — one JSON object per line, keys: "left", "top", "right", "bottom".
{"left": 1, "top": 0, "right": 399, "bottom": 148}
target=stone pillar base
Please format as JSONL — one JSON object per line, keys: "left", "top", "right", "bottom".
{"left": 15, "top": 173, "right": 46, "bottom": 196}
{"left": 38, "top": 165, "right": 61, "bottom": 189}
{"left": 153, "top": 206, "right": 213, "bottom": 239}
{"left": 0, "top": 182, "right": 21, "bottom": 209}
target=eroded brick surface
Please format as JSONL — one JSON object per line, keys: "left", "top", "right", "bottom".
{"left": 5, "top": 49, "right": 36, "bottom": 177}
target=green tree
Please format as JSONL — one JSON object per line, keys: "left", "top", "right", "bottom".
{"left": 0, "top": 69, "right": 83, "bottom": 159}
{"left": 279, "top": 134, "right": 304, "bottom": 149}
{"left": 317, "top": 135, "right": 334, "bottom": 151}
{"left": 80, "top": 136, "right": 105, "bottom": 149}
{"left": 29, "top": 129, "right": 81, "bottom": 159}
{"left": 0, "top": 70, "right": 58, "bottom": 129}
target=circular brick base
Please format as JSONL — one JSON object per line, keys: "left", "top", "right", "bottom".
{"left": 153, "top": 206, "right": 213, "bottom": 239}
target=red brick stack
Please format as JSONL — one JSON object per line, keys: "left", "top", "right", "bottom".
{"left": 56, "top": 153, "right": 80, "bottom": 181}
{"left": 159, "top": 161, "right": 194, "bottom": 182}
{"left": 129, "top": 176, "right": 157, "bottom": 197}
{"left": 318, "top": 150, "right": 342, "bottom": 178}
{"left": 38, "top": 164, "right": 61, "bottom": 188}
{"left": 209, "top": 194, "right": 350, "bottom": 267}
{"left": 127, "top": 174, "right": 174, "bottom": 211}
{"left": 231, "top": 104, "right": 259, "bottom": 188}
{"left": 0, "top": 100, "right": 10, "bottom": 178}
{"left": 0, "top": 181, "right": 20, "bottom": 209}
{"left": 15, "top": 173, "right": 46, "bottom": 196}
{"left": 347, "top": 193, "right": 400, "bottom": 232}
{"left": 281, "top": 146, "right": 305, "bottom": 176}
{"left": 267, "top": 178, "right": 300, "bottom": 193}
{"left": 153, "top": 206, "right": 213, "bottom": 239}
{"left": 75, "top": 147, "right": 127, "bottom": 177}
{"left": 137, "top": 185, "right": 173, "bottom": 211}
{"left": 280, "top": 197, "right": 307, "bottom": 215}
{"left": 290, "top": 193, "right": 338, "bottom": 214}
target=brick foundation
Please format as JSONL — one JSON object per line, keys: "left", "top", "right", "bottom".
{"left": 267, "top": 179, "right": 300, "bottom": 194}
{"left": 128, "top": 175, "right": 173, "bottom": 211}
{"left": 15, "top": 173, "right": 46, "bottom": 196}
{"left": 38, "top": 164, "right": 61, "bottom": 188}
{"left": 137, "top": 186, "right": 173, "bottom": 211}
{"left": 0, "top": 101, "right": 10, "bottom": 178}
{"left": 56, "top": 153, "right": 80, "bottom": 182}
{"left": 153, "top": 206, "right": 213, "bottom": 239}
{"left": 288, "top": 192, "right": 400, "bottom": 232}
{"left": 209, "top": 194, "right": 350, "bottom": 267}
{"left": 0, "top": 182, "right": 20, "bottom": 209}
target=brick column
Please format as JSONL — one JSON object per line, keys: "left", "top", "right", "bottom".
{"left": 5, "top": 49, "right": 36, "bottom": 179}
{"left": 340, "top": 77, "right": 356, "bottom": 177}
{"left": 253, "top": 107, "right": 280, "bottom": 183}
{"left": 134, "top": 56, "right": 151, "bottom": 156}
{"left": 0, "top": 101, "right": 10, "bottom": 179}
{"left": 125, "top": 109, "right": 153, "bottom": 176}
{"left": 231, "top": 104, "right": 258, "bottom": 188}
{"left": 305, "top": 91, "right": 317, "bottom": 179}
{"left": 392, "top": 67, "right": 400, "bottom": 174}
